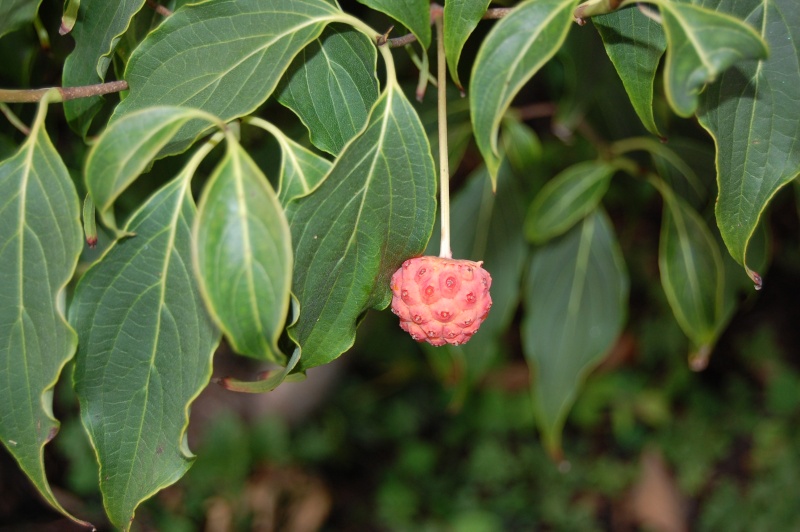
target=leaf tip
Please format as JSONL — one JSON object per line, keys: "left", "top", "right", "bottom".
{"left": 748, "top": 268, "right": 763, "bottom": 290}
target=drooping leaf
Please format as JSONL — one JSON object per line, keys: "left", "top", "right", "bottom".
{"left": 657, "top": 0, "right": 768, "bottom": 117}
{"left": 0, "top": 96, "right": 87, "bottom": 527}
{"left": 194, "top": 137, "right": 292, "bottom": 363}
{"left": 276, "top": 23, "right": 379, "bottom": 155}
{"left": 0, "top": 0, "right": 42, "bottom": 38}
{"left": 525, "top": 160, "right": 617, "bottom": 244}
{"left": 655, "top": 179, "right": 726, "bottom": 355}
{"left": 698, "top": 0, "right": 799, "bottom": 284}
{"left": 443, "top": 0, "right": 491, "bottom": 90}
{"left": 113, "top": 0, "right": 340, "bottom": 156}
{"left": 470, "top": 0, "right": 578, "bottom": 185}
{"left": 62, "top": 0, "right": 146, "bottom": 137}
{"left": 425, "top": 161, "right": 528, "bottom": 385}
{"left": 593, "top": 6, "right": 666, "bottom": 136}
{"left": 288, "top": 82, "right": 436, "bottom": 369}
{"left": 522, "top": 209, "right": 628, "bottom": 456}
{"left": 85, "top": 106, "right": 220, "bottom": 233}
{"left": 70, "top": 159, "right": 220, "bottom": 529}
{"left": 356, "top": 0, "right": 431, "bottom": 48}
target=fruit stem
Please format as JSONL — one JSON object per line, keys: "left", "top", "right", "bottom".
{"left": 435, "top": 15, "right": 452, "bottom": 259}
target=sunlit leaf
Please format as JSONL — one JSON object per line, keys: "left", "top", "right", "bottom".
{"left": 113, "top": 0, "right": 340, "bottom": 155}
{"left": 523, "top": 209, "right": 628, "bottom": 456}
{"left": 85, "top": 106, "right": 220, "bottom": 233}
{"left": 288, "top": 82, "right": 436, "bottom": 369}
{"left": 0, "top": 96, "right": 87, "bottom": 527}
{"left": 594, "top": 6, "right": 666, "bottom": 136}
{"left": 70, "top": 155, "right": 220, "bottom": 530}
{"left": 658, "top": 0, "right": 768, "bottom": 117}
{"left": 470, "top": 0, "right": 578, "bottom": 185}
{"left": 698, "top": 0, "right": 799, "bottom": 284}
{"left": 356, "top": 0, "right": 431, "bottom": 48}
{"left": 194, "top": 137, "right": 292, "bottom": 363}
{"left": 525, "top": 160, "right": 617, "bottom": 244}
{"left": 443, "top": 0, "right": 490, "bottom": 90}
{"left": 62, "top": 0, "right": 145, "bottom": 137}
{"left": 276, "top": 24, "right": 379, "bottom": 155}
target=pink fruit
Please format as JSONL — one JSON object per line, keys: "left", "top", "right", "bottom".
{"left": 390, "top": 256, "right": 492, "bottom": 346}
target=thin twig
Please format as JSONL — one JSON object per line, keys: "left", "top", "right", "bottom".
{"left": 512, "top": 102, "right": 557, "bottom": 120}
{"left": 145, "top": 0, "right": 173, "bottom": 17}
{"left": 0, "top": 103, "right": 30, "bottom": 135}
{"left": 381, "top": 3, "right": 513, "bottom": 48}
{"left": 0, "top": 80, "right": 129, "bottom": 103}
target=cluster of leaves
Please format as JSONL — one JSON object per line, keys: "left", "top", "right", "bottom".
{"left": 0, "top": 0, "right": 797, "bottom": 529}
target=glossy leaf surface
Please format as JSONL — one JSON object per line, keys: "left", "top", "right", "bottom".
{"left": 698, "top": 0, "right": 799, "bottom": 281}
{"left": 470, "top": 0, "right": 578, "bottom": 183}
{"left": 443, "top": 0, "right": 491, "bottom": 90}
{"left": 0, "top": 98, "right": 85, "bottom": 525}
{"left": 289, "top": 83, "right": 436, "bottom": 369}
{"left": 525, "top": 160, "right": 616, "bottom": 244}
{"left": 594, "top": 6, "right": 665, "bottom": 136}
{"left": 194, "top": 139, "right": 292, "bottom": 362}
{"left": 277, "top": 24, "right": 379, "bottom": 155}
{"left": 62, "top": 0, "right": 145, "bottom": 137}
{"left": 357, "top": 0, "right": 431, "bottom": 48}
{"left": 523, "top": 210, "right": 628, "bottom": 455}
{"left": 114, "top": 0, "right": 340, "bottom": 155}
{"left": 70, "top": 172, "right": 220, "bottom": 529}
{"left": 85, "top": 106, "right": 219, "bottom": 233}
{"left": 658, "top": 0, "right": 768, "bottom": 117}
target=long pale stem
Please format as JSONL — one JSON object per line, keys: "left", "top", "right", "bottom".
{"left": 435, "top": 15, "right": 451, "bottom": 259}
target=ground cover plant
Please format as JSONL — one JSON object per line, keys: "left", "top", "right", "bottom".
{"left": 0, "top": 0, "right": 798, "bottom": 529}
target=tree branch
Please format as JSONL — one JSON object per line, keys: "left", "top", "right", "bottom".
{"left": 379, "top": 4, "right": 513, "bottom": 48}
{"left": 0, "top": 80, "right": 129, "bottom": 103}
{"left": 145, "top": 0, "right": 173, "bottom": 17}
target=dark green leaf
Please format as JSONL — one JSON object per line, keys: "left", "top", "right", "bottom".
{"left": 698, "top": 0, "right": 799, "bottom": 284}
{"left": 70, "top": 164, "right": 220, "bottom": 529}
{"left": 525, "top": 160, "right": 617, "bottom": 244}
{"left": 523, "top": 210, "right": 628, "bottom": 455}
{"left": 0, "top": 97, "right": 86, "bottom": 526}
{"left": 443, "top": 0, "right": 491, "bottom": 90}
{"left": 276, "top": 24, "right": 379, "bottom": 155}
{"left": 656, "top": 179, "right": 726, "bottom": 354}
{"left": 594, "top": 6, "right": 666, "bottom": 136}
{"left": 85, "top": 106, "right": 220, "bottom": 233}
{"left": 659, "top": 0, "right": 767, "bottom": 117}
{"left": 288, "top": 83, "right": 436, "bottom": 369}
{"left": 113, "top": 0, "right": 340, "bottom": 156}
{"left": 356, "top": 0, "right": 431, "bottom": 48}
{"left": 501, "top": 117, "right": 542, "bottom": 176}
{"left": 62, "top": 0, "right": 146, "bottom": 137}
{"left": 470, "top": 0, "right": 578, "bottom": 184}
{"left": 0, "top": 0, "right": 42, "bottom": 38}
{"left": 194, "top": 138, "right": 292, "bottom": 362}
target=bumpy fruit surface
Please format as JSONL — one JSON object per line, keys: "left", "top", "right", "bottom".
{"left": 390, "top": 256, "right": 492, "bottom": 346}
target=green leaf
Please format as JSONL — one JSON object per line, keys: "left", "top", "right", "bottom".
{"left": 655, "top": 179, "right": 726, "bottom": 357}
{"left": 276, "top": 24, "right": 379, "bottom": 155}
{"left": 658, "top": 0, "right": 768, "bottom": 117}
{"left": 70, "top": 158, "right": 220, "bottom": 529}
{"left": 522, "top": 209, "right": 628, "bottom": 456}
{"left": 0, "top": 0, "right": 42, "bottom": 38}
{"left": 593, "top": 6, "right": 666, "bottom": 136}
{"left": 356, "top": 0, "right": 431, "bottom": 48}
{"left": 470, "top": 0, "right": 578, "bottom": 184}
{"left": 113, "top": 0, "right": 340, "bottom": 156}
{"left": 244, "top": 118, "right": 332, "bottom": 210}
{"left": 698, "top": 0, "right": 799, "bottom": 284}
{"left": 288, "top": 82, "right": 436, "bottom": 369}
{"left": 194, "top": 137, "right": 292, "bottom": 362}
{"left": 0, "top": 96, "right": 87, "bottom": 526}
{"left": 501, "top": 117, "right": 542, "bottom": 176}
{"left": 443, "top": 0, "right": 491, "bottom": 91}
{"left": 525, "top": 160, "right": 617, "bottom": 244}
{"left": 85, "top": 106, "right": 220, "bottom": 234}
{"left": 62, "top": 0, "right": 145, "bottom": 137}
